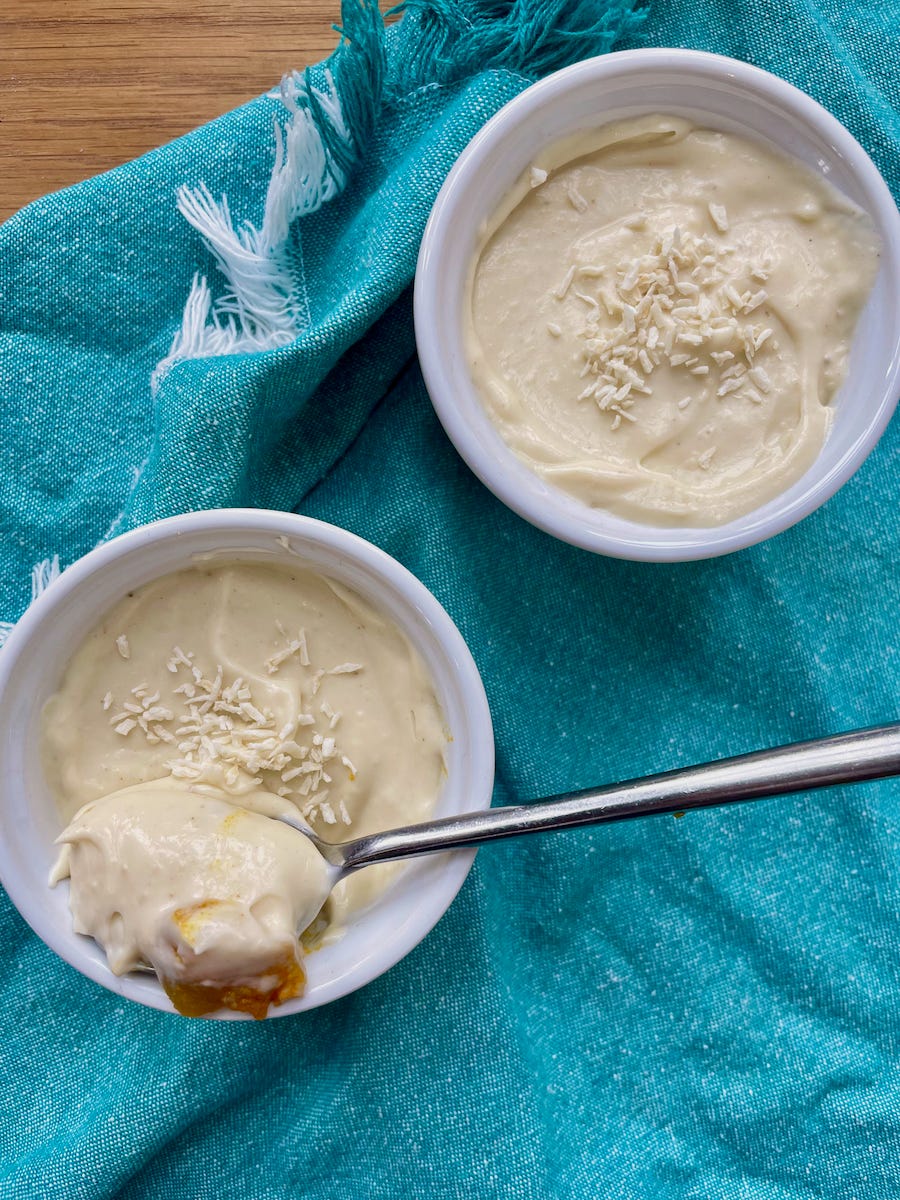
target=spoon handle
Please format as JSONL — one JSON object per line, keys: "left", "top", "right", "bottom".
{"left": 335, "top": 722, "right": 900, "bottom": 872}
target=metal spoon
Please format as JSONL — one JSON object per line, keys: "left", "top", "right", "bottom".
{"left": 280, "top": 723, "right": 900, "bottom": 881}
{"left": 129, "top": 724, "right": 900, "bottom": 980}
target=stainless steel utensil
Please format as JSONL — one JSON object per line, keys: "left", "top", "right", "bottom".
{"left": 282, "top": 723, "right": 900, "bottom": 877}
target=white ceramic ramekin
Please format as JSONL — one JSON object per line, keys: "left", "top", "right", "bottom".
{"left": 415, "top": 49, "right": 900, "bottom": 561}
{"left": 0, "top": 511, "right": 495, "bottom": 1018}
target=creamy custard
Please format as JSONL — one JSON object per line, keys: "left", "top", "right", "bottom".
{"left": 43, "top": 562, "right": 447, "bottom": 1016}
{"left": 466, "top": 115, "right": 880, "bottom": 525}
{"left": 51, "top": 781, "right": 333, "bottom": 1018}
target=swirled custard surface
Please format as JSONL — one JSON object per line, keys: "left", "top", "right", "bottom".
{"left": 43, "top": 562, "right": 447, "bottom": 1016}
{"left": 466, "top": 115, "right": 880, "bottom": 525}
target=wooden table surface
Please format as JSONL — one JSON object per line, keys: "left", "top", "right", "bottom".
{"left": 0, "top": 0, "right": 342, "bottom": 223}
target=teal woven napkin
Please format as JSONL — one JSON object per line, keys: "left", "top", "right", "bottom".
{"left": 3, "top": 2, "right": 900, "bottom": 1197}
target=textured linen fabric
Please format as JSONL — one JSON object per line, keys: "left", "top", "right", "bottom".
{"left": 2, "top": 1, "right": 900, "bottom": 1197}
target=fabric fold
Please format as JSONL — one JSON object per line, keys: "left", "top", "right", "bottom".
{"left": 2, "top": 2, "right": 900, "bottom": 1198}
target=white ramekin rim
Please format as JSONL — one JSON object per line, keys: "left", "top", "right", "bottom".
{"left": 0, "top": 509, "right": 495, "bottom": 1017}
{"left": 415, "top": 48, "right": 900, "bottom": 561}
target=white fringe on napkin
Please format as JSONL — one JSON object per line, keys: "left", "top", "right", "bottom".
{"left": 151, "top": 69, "right": 354, "bottom": 394}
{"left": 0, "top": 557, "right": 60, "bottom": 648}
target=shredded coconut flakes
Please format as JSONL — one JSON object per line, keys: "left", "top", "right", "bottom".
{"left": 557, "top": 225, "right": 777, "bottom": 431}
{"left": 104, "top": 632, "right": 362, "bottom": 828}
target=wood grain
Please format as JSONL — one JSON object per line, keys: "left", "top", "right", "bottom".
{"left": 0, "top": 0, "right": 343, "bottom": 222}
